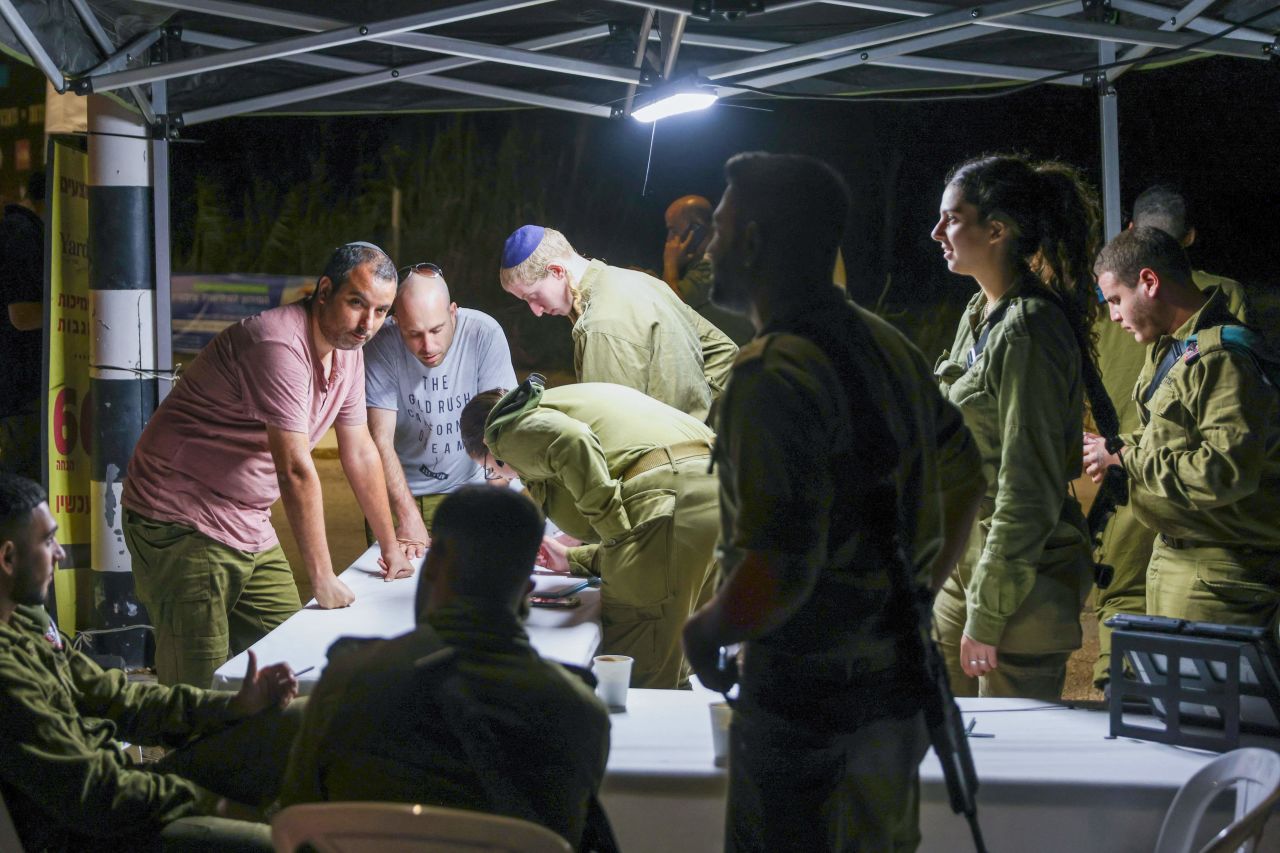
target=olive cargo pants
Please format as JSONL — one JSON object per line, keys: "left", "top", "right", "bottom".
{"left": 595, "top": 454, "right": 718, "bottom": 689}
{"left": 124, "top": 509, "right": 301, "bottom": 689}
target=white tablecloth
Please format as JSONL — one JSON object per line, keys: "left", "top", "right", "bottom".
{"left": 602, "top": 689, "right": 1278, "bottom": 853}
{"left": 212, "top": 545, "right": 602, "bottom": 693}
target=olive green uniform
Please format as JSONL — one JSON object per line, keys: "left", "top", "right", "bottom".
{"left": 1119, "top": 286, "right": 1280, "bottom": 627}
{"left": 674, "top": 257, "right": 757, "bottom": 346}
{"left": 484, "top": 381, "right": 718, "bottom": 688}
{"left": 277, "top": 597, "right": 609, "bottom": 848}
{"left": 124, "top": 510, "right": 301, "bottom": 692}
{"left": 1092, "top": 274, "right": 1250, "bottom": 685}
{"left": 0, "top": 605, "right": 298, "bottom": 852}
{"left": 573, "top": 259, "right": 737, "bottom": 423}
{"left": 934, "top": 284, "right": 1093, "bottom": 701}
{"left": 716, "top": 290, "right": 981, "bottom": 852}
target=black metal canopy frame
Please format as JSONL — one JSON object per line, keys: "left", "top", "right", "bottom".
{"left": 0, "top": 0, "right": 1278, "bottom": 228}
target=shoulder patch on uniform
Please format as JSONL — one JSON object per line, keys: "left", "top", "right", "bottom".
{"left": 1183, "top": 339, "right": 1201, "bottom": 365}
{"left": 1183, "top": 325, "right": 1280, "bottom": 388}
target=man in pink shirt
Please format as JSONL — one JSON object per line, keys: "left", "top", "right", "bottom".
{"left": 123, "top": 243, "right": 413, "bottom": 688}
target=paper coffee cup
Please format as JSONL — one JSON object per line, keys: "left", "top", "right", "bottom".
{"left": 709, "top": 702, "right": 732, "bottom": 767}
{"left": 593, "top": 655, "right": 633, "bottom": 711}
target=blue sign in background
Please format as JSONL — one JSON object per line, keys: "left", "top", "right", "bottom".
{"left": 171, "top": 274, "right": 313, "bottom": 353}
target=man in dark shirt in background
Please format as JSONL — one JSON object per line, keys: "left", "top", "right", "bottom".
{"left": 0, "top": 172, "right": 46, "bottom": 481}
{"left": 662, "top": 194, "right": 755, "bottom": 346}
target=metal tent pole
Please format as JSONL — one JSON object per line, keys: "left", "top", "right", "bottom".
{"left": 622, "top": 10, "right": 657, "bottom": 117}
{"left": 151, "top": 77, "right": 174, "bottom": 404}
{"left": 81, "top": 0, "right": 552, "bottom": 93}
{"left": 1097, "top": 42, "right": 1122, "bottom": 240}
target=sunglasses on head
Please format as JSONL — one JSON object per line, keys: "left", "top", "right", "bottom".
{"left": 399, "top": 262, "right": 444, "bottom": 282}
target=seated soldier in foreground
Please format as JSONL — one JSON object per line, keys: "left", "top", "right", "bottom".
{"left": 0, "top": 474, "right": 301, "bottom": 853}
{"left": 276, "top": 486, "right": 610, "bottom": 849}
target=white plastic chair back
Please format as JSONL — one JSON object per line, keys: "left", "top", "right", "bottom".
{"left": 1155, "top": 747, "right": 1280, "bottom": 853}
{"left": 272, "top": 802, "right": 573, "bottom": 853}
{"left": 0, "top": 787, "right": 26, "bottom": 853}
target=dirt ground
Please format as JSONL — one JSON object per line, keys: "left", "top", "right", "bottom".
{"left": 284, "top": 452, "right": 1107, "bottom": 704}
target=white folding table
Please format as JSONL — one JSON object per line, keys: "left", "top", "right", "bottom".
{"left": 601, "top": 689, "right": 1275, "bottom": 853}
{"left": 212, "top": 545, "right": 602, "bottom": 693}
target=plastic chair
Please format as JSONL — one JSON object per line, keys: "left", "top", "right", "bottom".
{"left": 0, "top": 787, "right": 26, "bottom": 853}
{"left": 1155, "top": 748, "right": 1280, "bottom": 853}
{"left": 271, "top": 802, "right": 573, "bottom": 853}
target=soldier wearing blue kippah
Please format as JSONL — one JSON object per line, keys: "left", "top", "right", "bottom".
{"left": 498, "top": 224, "right": 736, "bottom": 424}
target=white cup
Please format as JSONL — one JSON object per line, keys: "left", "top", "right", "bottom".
{"left": 593, "top": 655, "right": 633, "bottom": 711}
{"left": 709, "top": 702, "right": 732, "bottom": 767}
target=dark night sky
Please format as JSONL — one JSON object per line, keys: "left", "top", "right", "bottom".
{"left": 3, "top": 30, "right": 1276, "bottom": 354}
{"left": 173, "top": 53, "right": 1279, "bottom": 355}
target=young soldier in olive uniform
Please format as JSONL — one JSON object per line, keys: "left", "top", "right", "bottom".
{"left": 683, "top": 153, "right": 984, "bottom": 852}
{"left": 498, "top": 224, "right": 737, "bottom": 424}
{"left": 1090, "top": 185, "right": 1251, "bottom": 688}
{"left": 0, "top": 474, "right": 301, "bottom": 853}
{"left": 931, "top": 157, "right": 1106, "bottom": 701}
{"left": 1086, "top": 227, "right": 1280, "bottom": 628}
{"left": 461, "top": 380, "right": 717, "bottom": 689}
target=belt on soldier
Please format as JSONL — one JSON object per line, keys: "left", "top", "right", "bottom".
{"left": 1159, "top": 533, "right": 1280, "bottom": 554}
{"left": 622, "top": 440, "right": 712, "bottom": 481}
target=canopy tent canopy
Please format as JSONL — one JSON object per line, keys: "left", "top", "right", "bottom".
{"left": 1, "top": 0, "right": 1277, "bottom": 233}
{"left": 4, "top": 0, "right": 1275, "bottom": 622}
{"left": 0, "top": 0, "right": 1276, "bottom": 128}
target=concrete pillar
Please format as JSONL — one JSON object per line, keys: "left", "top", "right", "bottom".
{"left": 87, "top": 95, "right": 154, "bottom": 658}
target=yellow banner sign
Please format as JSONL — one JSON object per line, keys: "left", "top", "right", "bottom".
{"left": 46, "top": 139, "right": 90, "bottom": 629}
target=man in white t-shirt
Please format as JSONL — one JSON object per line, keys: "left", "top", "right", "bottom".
{"left": 365, "top": 264, "right": 517, "bottom": 554}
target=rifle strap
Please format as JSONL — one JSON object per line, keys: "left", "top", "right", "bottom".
{"left": 965, "top": 300, "right": 1012, "bottom": 369}
{"left": 774, "top": 303, "right": 922, "bottom": 649}
{"left": 773, "top": 305, "right": 904, "bottom": 574}
{"left": 1142, "top": 339, "right": 1189, "bottom": 405}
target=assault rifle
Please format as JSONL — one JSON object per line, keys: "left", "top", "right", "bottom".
{"left": 887, "top": 521, "right": 988, "bottom": 853}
